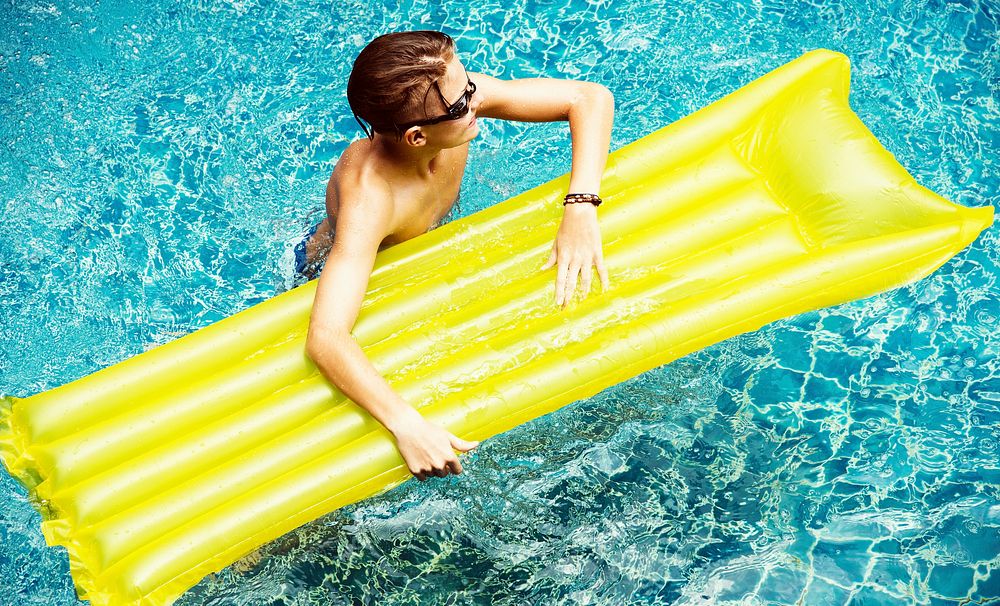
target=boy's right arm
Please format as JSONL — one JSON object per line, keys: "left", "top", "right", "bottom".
{"left": 304, "top": 189, "right": 419, "bottom": 437}
{"left": 304, "top": 186, "right": 479, "bottom": 480}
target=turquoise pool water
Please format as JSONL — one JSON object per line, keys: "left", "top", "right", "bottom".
{"left": 1, "top": 0, "right": 998, "bottom": 604}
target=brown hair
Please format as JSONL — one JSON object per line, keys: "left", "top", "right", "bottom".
{"left": 347, "top": 31, "right": 456, "bottom": 141}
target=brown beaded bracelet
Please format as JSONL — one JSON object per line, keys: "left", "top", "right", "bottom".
{"left": 563, "top": 193, "right": 602, "bottom": 207}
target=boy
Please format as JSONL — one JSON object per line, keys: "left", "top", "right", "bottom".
{"left": 300, "top": 30, "right": 613, "bottom": 482}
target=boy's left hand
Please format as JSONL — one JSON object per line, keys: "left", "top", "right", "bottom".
{"left": 541, "top": 203, "right": 610, "bottom": 307}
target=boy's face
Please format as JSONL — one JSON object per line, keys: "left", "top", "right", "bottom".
{"left": 405, "top": 53, "right": 481, "bottom": 149}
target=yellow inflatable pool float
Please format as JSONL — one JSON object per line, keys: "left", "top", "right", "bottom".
{"left": 0, "top": 49, "right": 992, "bottom": 606}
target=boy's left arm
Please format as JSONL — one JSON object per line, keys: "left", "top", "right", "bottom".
{"left": 470, "top": 72, "right": 615, "bottom": 308}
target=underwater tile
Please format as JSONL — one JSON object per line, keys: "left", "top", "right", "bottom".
{"left": 872, "top": 538, "right": 903, "bottom": 555}
{"left": 819, "top": 313, "right": 855, "bottom": 336}
{"left": 804, "top": 374, "right": 847, "bottom": 404}
{"left": 714, "top": 567, "right": 765, "bottom": 601}
{"left": 936, "top": 514, "right": 1000, "bottom": 563}
{"left": 928, "top": 563, "right": 975, "bottom": 598}
{"left": 922, "top": 482, "right": 984, "bottom": 510}
{"left": 823, "top": 514, "right": 892, "bottom": 541}
{"left": 749, "top": 366, "right": 807, "bottom": 405}
{"left": 971, "top": 566, "right": 1000, "bottom": 602}
{"left": 813, "top": 348, "right": 866, "bottom": 385}
{"left": 868, "top": 556, "right": 911, "bottom": 592}
{"left": 802, "top": 575, "right": 851, "bottom": 605}
{"left": 953, "top": 467, "right": 1000, "bottom": 487}
{"left": 822, "top": 456, "right": 851, "bottom": 480}
{"left": 785, "top": 533, "right": 818, "bottom": 565}
{"left": 812, "top": 539, "right": 873, "bottom": 585}
{"left": 770, "top": 329, "right": 813, "bottom": 371}
{"left": 803, "top": 406, "right": 834, "bottom": 421}
{"left": 920, "top": 377, "right": 976, "bottom": 402}
{"left": 967, "top": 376, "right": 1000, "bottom": 409}
{"left": 831, "top": 481, "right": 868, "bottom": 497}
{"left": 849, "top": 399, "right": 899, "bottom": 427}
{"left": 850, "top": 585, "right": 906, "bottom": 606}
{"left": 758, "top": 566, "right": 808, "bottom": 603}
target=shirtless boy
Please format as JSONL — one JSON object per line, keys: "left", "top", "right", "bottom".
{"left": 300, "top": 30, "right": 614, "bottom": 483}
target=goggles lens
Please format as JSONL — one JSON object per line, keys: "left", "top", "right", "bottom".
{"left": 446, "top": 81, "right": 476, "bottom": 119}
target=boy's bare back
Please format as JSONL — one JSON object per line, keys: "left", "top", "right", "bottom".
{"left": 302, "top": 136, "right": 470, "bottom": 265}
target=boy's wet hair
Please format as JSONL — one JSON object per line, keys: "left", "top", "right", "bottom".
{"left": 347, "top": 31, "right": 456, "bottom": 142}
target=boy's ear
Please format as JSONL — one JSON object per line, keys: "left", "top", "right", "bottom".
{"left": 403, "top": 126, "right": 427, "bottom": 146}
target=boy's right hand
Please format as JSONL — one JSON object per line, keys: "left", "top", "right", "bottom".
{"left": 391, "top": 414, "right": 480, "bottom": 481}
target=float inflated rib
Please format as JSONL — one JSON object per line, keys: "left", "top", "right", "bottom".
{"left": 0, "top": 49, "right": 992, "bottom": 606}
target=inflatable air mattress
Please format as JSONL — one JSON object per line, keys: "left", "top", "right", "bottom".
{"left": 0, "top": 49, "right": 993, "bottom": 606}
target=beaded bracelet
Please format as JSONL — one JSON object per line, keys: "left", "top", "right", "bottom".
{"left": 563, "top": 193, "right": 602, "bottom": 207}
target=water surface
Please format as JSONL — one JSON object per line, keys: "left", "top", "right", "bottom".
{"left": 1, "top": 0, "right": 997, "bottom": 604}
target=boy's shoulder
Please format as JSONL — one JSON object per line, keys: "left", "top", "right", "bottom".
{"left": 326, "top": 142, "right": 395, "bottom": 215}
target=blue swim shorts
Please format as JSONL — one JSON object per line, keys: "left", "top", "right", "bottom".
{"left": 293, "top": 221, "right": 322, "bottom": 280}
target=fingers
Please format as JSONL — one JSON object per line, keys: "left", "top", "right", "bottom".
{"left": 410, "top": 446, "right": 477, "bottom": 481}
{"left": 544, "top": 239, "right": 610, "bottom": 307}
{"left": 451, "top": 435, "right": 480, "bottom": 452}
{"left": 399, "top": 423, "right": 480, "bottom": 482}
{"left": 411, "top": 459, "right": 461, "bottom": 480}
{"left": 555, "top": 255, "right": 568, "bottom": 306}
{"left": 541, "top": 244, "right": 556, "bottom": 271}
{"left": 411, "top": 467, "right": 437, "bottom": 481}
{"left": 596, "top": 254, "right": 610, "bottom": 292}
{"left": 565, "top": 261, "right": 581, "bottom": 307}
{"left": 557, "top": 258, "right": 610, "bottom": 307}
